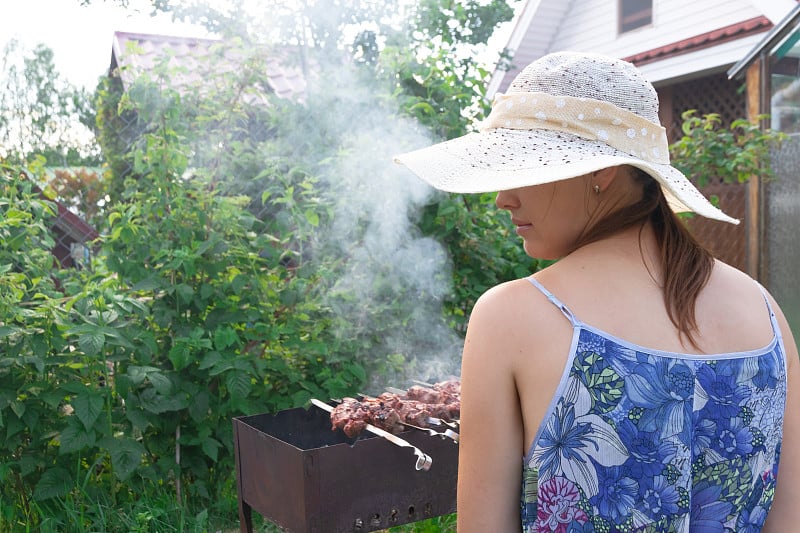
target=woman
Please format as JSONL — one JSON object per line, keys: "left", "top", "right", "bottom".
{"left": 395, "top": 52, "right": 800, "bottom": 532}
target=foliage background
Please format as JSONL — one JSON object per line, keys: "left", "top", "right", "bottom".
{"left": 0, "top": 1, "right": 529, "bottom": 530}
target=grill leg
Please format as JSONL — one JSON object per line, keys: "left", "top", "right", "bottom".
{"left": 233, "top": 419, "right": 254, "bottom": 533}
{"left": 239, "top": 499, "right": 253, "bottom": 533}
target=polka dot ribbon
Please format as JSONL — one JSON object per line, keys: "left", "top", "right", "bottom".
{"left": 479, "top": 92, "right": 670, "bottom": 165}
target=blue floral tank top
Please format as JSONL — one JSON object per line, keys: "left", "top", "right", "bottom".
{"left": 521, "top": 278, "right": 788, "bottom": 533}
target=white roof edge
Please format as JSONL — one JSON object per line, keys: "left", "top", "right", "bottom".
{"left": 638, "top": 34, "right": 768, "bottom": 85}
{"left": 487, "top": 0, "right": 544, "bottom": 98}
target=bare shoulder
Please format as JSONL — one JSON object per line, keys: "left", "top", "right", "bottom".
{"left": 706, "top": 260, "right": 764, "bottom": 297}
{"left": 468, "top": 277, "right": 568, "bottom": 345}
{"left": 463, "top": 276, "right": 575, "bottom": 385}
{"left": 702, "top": 261, "right": 777, "bottom": 326}
{"left": 700, "top": 260, "right": 792, "bottom": 353}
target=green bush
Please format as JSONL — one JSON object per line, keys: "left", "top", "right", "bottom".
{"left": 0, "top": 5, "right": 528, "bottom": 528}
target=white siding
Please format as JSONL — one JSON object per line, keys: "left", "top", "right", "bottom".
{"left": 549, "top": 0, "right": 763, "bottom": 58}
{"left": 491, "top": 0, "right": 797, "bottom": 95}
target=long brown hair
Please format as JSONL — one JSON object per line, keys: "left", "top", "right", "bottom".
{"left": 572, "top": 167, "right": 714, "bottom": 349}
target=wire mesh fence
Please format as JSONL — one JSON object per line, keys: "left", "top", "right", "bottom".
{"left": 667, "top": 72, "right": 749, "bottom": 271}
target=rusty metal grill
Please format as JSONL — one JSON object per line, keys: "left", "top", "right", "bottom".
{"left": 232, "top": 406, "right": 458, "bottom": 533}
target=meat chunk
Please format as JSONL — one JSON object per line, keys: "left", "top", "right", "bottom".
{"left": 327, "top": 379, "right": 460, "bottom": 437}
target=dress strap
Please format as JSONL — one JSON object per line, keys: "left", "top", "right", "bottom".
{"left": 526, "top": 277, "right": 578, "bottom": 327}
{"left": 756, "top": 282, "right": 784, "bottom": 344}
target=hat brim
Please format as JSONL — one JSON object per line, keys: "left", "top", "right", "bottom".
{"left": 395, "top": 128, "right": 739, "bottom": 225}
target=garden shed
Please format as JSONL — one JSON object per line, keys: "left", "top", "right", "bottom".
{"left": 489, "top": 0, "right": 797, "bottom": 279}
{"left": 48, "top": 193, "right": 98, "bottom": 269}
{"left": 20, "top": 172, "right": 99, "bottom": 269}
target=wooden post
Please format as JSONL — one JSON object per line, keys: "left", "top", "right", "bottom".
{"left": 745, "top": 59, "right": 762, "bottom": 280}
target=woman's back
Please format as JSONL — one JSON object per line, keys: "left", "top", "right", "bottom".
{"left": 394, "top": 51, "right": 800, "bottom": 532}
{"left": 454, "top": 227, "right": 800, "bottom": 532}
{"left": 510, "top": 227, "right": 777, "bottom": 452}
{"left": 517, "top": 253, "right": 786, "bottom": 531}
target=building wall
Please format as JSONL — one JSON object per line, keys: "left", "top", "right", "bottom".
{"left": 549, "top": 0, "right": 762, "bottom": 58}
{"left": 495, "top": 0, "right": 771, "bottom": 93}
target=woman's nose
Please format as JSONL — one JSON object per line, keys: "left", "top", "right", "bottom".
{"left": 495, "top": 190, "right": 518, "bottom": 210}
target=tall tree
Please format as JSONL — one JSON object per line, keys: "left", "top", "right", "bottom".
{"left": 0, "top": 40, "right": 100, "bottom": 166}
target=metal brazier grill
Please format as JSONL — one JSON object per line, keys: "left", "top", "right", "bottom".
{"left": 232, "top": 403, "right": 458, "bottom": 533}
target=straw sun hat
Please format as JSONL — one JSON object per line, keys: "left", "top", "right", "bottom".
{"left": 394, "top": 51, "right": 738, "bottom": 224}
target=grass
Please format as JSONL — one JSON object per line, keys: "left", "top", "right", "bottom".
{"left": 258, "top": 514, "right": 457, "bottom": 533}
{"left": 1, "top": 484, "right": 456, "bottom": 533}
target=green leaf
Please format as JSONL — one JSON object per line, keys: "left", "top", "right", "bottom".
{"left": 292, "top": 389, "right": 311, "bottom": 407}
{"left": 0, "top": 325, "right": 21, "bottom": 339}
{"left": 200, "top": 282, "right": 214, "bottom": 300}
{"left": 168, "top": 344, "right": 191, "bottom": 371}
{"left": 5, "top": 413, "right": 24, "bottom": 439}
{"left": 10, "top": 401, "right": 25, "bottom": 419}
{"left": 213, "top": 326, "right": 238, "bottom": 350}
{"left": 126, "top": 365, "right": 160, "bottom": 385}
{"left": 131, "top": 277, "right": 161, "bottom": 291}
{"left": 59, "top": 420, "right": 96, "bottom": 454}
{"left": 125, "top": 405, "right": 152, "bottom": 431}
{"left": 99, "top": 436, "right": 145, "bottom": 481}
{"left": 348, "top": 363, "right": 367, "bottom": 384}
{"left": 147, "top": 371, "right": 172, "bottom": 395}
{"left": 198, "top": 351, "right": 223, "bottom": 370}
{"left": 78, "top": 331, "right": 105, "bottom": 356}
{"left": 176, "top": 283, "right": 194, "bottom": 304}
{"left": 225, "top": 370, "right": 252, "bottom": 400}
{"left": 138, "top": 388, "right": 187, "bottom": 414}
{"left": 231, "top": 274, "right": 247, "bottom": 294}
{"left": 18, "top": 455, "right": 40, "bottom": 477}
{"left": 33, "top": 467, "right": 72, "bottom": 501}
{"left": 201, "top": 436, "right": 222, "bottom": 461}
{"left": 72, "top": 391, "right": 104, "bottom": 430}
{"left": 188, "top": 390, "right": 210, "bottom": 422}
{"left": 304, "top": 209, "right": 319, "bottom": 227}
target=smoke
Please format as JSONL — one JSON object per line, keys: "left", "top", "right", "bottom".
{"left": 302, "top": 66, "right": 463, "bottom": 391}
{"left": 171, "top": 0, "right": 468, "bottom": 390}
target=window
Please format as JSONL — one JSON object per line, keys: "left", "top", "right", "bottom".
{"left": 770, "top": 28, "right": 800, "bottom": 133}
{"left": 619, "top": 0, "right": 652, "bottom": 34}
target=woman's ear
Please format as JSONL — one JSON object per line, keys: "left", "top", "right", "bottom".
{"left": 591, "top": 166, "right": 623, "bottom": 193}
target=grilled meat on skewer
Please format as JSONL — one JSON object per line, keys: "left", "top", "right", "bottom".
{"left": 328, "top": 379, "right": 460, "bottom": 438}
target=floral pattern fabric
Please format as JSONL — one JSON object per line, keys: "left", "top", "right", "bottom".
{"left": 521, "top": 280, "right": 787, "bottom": 533}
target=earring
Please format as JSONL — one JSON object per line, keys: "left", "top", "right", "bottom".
{"left": 593, "top": 184, "right": 601, "bottom": 194}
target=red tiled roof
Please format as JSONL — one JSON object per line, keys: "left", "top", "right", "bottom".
{"left": 110, "top": 31, "right": 307, "bottom": 101}
{"left": 624, "top": 16, "right": 773, "bottom": 66}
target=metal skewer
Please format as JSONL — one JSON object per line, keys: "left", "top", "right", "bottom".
{"left": 402, "top": 422, "right": 459, "bottom": 443}
{"left": 369, "top": 389, "right": 460, "bottom": 437}
{"left": 426, "top": 416, "right": 459, "bottom": 430}
{"left": 310, "top": 399, "right": 433, "bottom": 471}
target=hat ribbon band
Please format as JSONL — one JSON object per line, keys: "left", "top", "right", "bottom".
{"left": 479, "top": 92, "right": 670, "bottom": 165}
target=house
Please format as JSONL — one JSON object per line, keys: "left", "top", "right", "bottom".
{"left": 110, "top": 31, "right": 308, "bottom": 100}
{"left": 14, "top": 169, "right": 100, "bottom": 269}
{"left": 489, "top": 0, "right": 797, "bottom": 275}
{"left": 727, "top": 4, "right": 800, "bottom": 334}
{"left": 100, "top": 31, "right": 309, "bottom": 204}
{"left": 49, "top": 195, "right": 98, "bottom": 269}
